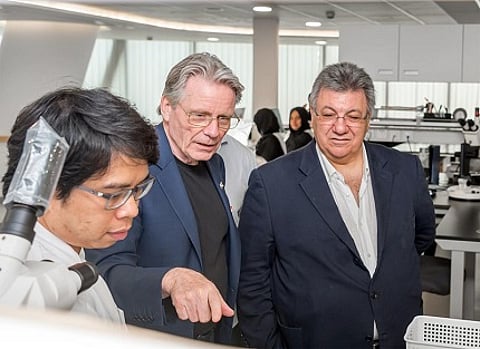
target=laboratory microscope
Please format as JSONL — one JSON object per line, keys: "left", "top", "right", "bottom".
{"left": 0, "top": 117, "right": 97, "bottom": 309}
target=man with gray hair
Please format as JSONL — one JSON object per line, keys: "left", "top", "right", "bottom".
{"left": 237, "top": 62, "right": 435, "bottom": 348}
{"left": 87, "top": 52, "right": 245, "bottom": 345}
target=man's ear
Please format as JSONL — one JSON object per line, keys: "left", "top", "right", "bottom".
{"left": 160, "top": 96, "right": 172, "bottom": 122}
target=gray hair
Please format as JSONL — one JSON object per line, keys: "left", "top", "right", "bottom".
{"left": 159, "top": 52, "right": 244, "bottom": 113}
{"left": 308, "top": 62, "right": 375, "bottom": 118}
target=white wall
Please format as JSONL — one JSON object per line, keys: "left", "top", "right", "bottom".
{"left": 0, "top": 21, "right": 98, "bottom": 182}
{"left": 83, "top": 39, "right": 334, "bottom": 126}
{"left": 0, "top": 21, "right": 98, "bottom": 135}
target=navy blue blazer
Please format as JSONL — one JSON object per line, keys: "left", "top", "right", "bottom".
{"left": 86, "top": 124, "right": 241, "bottom": 343}
{"left": 237, "top": 141, "right": 436, "bottom": 349}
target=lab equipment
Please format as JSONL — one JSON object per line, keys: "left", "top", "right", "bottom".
{"left": 0, "top": 117, "right": 98, "bottom": 309}
{"left": 404, "top": 315, "right": 480, "bottom": 348}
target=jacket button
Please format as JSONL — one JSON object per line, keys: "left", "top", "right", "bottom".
{"left": 371, "top": 291, "right": 379, "bottom": 299}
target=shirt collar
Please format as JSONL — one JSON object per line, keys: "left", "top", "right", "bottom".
{"left": 34, "top": 222, "right": 85, "bottom": 262}
{"left": 316, "top": 142, "right": 370, "bottom": 181}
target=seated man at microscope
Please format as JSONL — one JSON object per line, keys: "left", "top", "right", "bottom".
{"left": 1, "top": 87, "right": 159, "bottom": 323}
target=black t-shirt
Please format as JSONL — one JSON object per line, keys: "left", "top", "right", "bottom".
{"left": 176, "top": 159, "right": 228, "bottom": 338}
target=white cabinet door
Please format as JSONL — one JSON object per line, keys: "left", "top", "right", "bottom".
{"left": 462, "top": 25, "right": 480, "bottom": 82}
{"left": 399, "top": 25, "right": 463, "bottom": 82}
{"left": 339, "top": 25, "right": 399, "bottom": 81}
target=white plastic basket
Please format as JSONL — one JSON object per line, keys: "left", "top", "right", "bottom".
{"left": 404, "top": 315, "right": 480, "bottom": 349}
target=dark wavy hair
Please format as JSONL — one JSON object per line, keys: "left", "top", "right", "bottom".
{"left": 2, "top": 87, "right": 159, "bottom": 199}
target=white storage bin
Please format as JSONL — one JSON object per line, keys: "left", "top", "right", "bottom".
{"left": 404, "top": 315, "right": 480, "bottom": 348}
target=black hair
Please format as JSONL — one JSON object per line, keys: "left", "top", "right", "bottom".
{"left": 2, "top": 87, "right": 159, "bottom": 199}
{"left": 253, "top": 108, "right": 281, "bottom": 135}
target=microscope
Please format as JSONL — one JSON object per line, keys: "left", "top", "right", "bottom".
{"left": 0, "top": 117, "right": 98, "bottom": 309}
{"left": 446, "top": 109, "right": 480, "bottom": 200}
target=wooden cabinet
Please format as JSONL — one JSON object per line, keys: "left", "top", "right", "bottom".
{"left": 398, "top": 25, "right": 463, "bottom": 82}
{"left": 339, "top": 25, "right": 399, "bottom": 81}
{"left": 462, "top": 25, "right": 480, "bottom": 82}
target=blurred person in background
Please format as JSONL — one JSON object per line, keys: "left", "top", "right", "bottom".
{"left": 285, "top": 106, "right": 312, "bottom": 152}
{"left": 253, "top": 108, "right": 285, "bottom": 163}
{"left": 217, "top": 133, "right": 256, "bottom": 226}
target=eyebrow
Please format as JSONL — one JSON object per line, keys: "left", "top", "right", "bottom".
{"left": 192, "top": 110, "right": 235, "bottom": 118}
{"left": 320, "top": 106, "right": 363, "bottom": 114}
{"left": 96, "top": 173, "right": 151, "bottom": 191}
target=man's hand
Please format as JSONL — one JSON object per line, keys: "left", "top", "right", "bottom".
{"left": 162, "top": 267, "right": 234, "bottom": 323}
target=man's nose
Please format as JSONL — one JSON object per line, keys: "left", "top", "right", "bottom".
{"left": 116, "top": 195, "right": 139, "bottom": 218}
{"left": 332, "top": 116, "right": 349, "bottom": 132}
{"left": 203, "top": 117, "right": 221, "bottom": 136}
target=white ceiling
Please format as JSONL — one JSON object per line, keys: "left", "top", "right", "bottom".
{"left": 0, "top": 1, "right": 479, "bottom": 44}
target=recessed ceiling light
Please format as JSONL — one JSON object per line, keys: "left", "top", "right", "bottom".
{"left": 253, "top": 6, "right": 272, "bottom": 13}
{"left": 207, "top": 37, "right": 219, "bottom": 42}
{"left": 5, "top": 0, "right": 340, "bottom": 37}
{"left": 315, "top": 40, "right": 327, "bottom": 45}
{"left": 306, "top": 21, "right": 322, "bottom": 28}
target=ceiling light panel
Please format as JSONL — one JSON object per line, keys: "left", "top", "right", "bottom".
{"left": 253, "top": 6, "right": 272, "bottom": 13}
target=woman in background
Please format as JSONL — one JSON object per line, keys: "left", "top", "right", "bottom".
{"left": 286, "top": 106, "right": 312, "bottom": 152}
{"left": 253, "top": 108, "right": 285, "bottom": 162}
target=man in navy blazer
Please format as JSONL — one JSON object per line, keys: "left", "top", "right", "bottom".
{"left": 237, "top": 62, "right": 436, "bottom": 348}
{"left": 86, "top": 53, "right": 244, "bottom": 345}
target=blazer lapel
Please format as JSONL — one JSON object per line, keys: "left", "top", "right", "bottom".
{"left": 299, "top": 143, "right": 361, "bottom": 259}
{"left": 205, "top": 158, "right": 228, "bottom": 213}
{"left": 206, "top": 157, "right": 241, "bottom": 290}
{"left": 153, "top": 124, "right": 202, "bottom": 264}
{"left": 365, "top": 143, "right": 393, "bottom": 265}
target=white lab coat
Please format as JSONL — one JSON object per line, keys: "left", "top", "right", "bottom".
{"left": 27, "top": 222, "right": 125, "bottom": 325}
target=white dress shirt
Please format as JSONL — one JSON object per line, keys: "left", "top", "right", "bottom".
{"left": 27, "top": 222, "right": 125, "bottom": 324}
{"left": 316, "top": 144, "right": 379, "bottom": 338}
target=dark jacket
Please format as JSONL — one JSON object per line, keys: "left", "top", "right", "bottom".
{"left": 237, "top": 141, "right": 436, "bottom": 348}
{"left": 86, "top": 124, "right": 241, "bottom": 344}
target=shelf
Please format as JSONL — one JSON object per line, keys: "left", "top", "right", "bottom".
{"left": 366, "top": 118, "right": 464, "bottom": 145}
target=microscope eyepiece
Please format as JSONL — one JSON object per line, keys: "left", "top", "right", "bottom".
{"left": 0, "top": 204, "right": 37, "bottom": 243}
{"left": 68, "top": 261, "right": 99, "bottom": 294}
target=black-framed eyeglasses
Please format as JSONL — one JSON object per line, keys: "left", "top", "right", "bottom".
{"left": 177, "top": 103, "right": 240, "bottom": 130}
{"left": 77, "top": 175, "right": 155, "bottom": 210}
{"left": 311, "top": 109, "right": 368, "bottom": 127}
